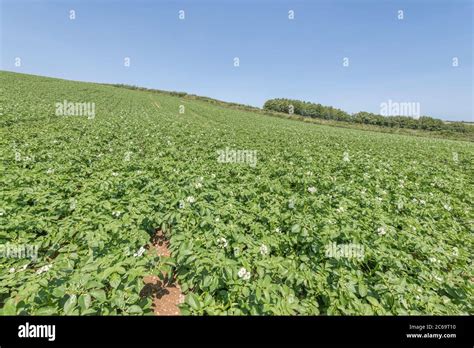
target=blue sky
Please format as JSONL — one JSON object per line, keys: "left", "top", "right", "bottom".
{"left": 1, "top": 0, "right": 472, "bottom": 121}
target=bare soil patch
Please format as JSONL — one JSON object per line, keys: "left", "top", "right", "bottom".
{"left": 141, "top": 230, "right": 184, "bottom": 315}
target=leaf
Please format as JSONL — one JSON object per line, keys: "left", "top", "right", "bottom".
{"left": 109, "top": 273, "right": 121, "bottom": 289}
{"left": 78, "top": 294, "right": 92, "bottom": 311}
{"left": 300, "top": 255, "right": 310, "bottom": 262}
{"left": 64, "top": 294, "right": 77, "bottom": 315}
{"left": 186, "top": 293, "right": 200, "bottom": 310}
{"left": 52, "top": 287, "right": 65, "bottom": 298}
{"left": 36, "top": 306, "right": 57, "bottom": 315}
{"left": 127, "top": 305, "right": 143, "bottom": 314}
{"left": 202, "top": 276, "right": 212, "bottom": 288}
{"left": 81, "top": 308, "right": 97, "bottom": 315}
{"left": 90, "top": 289, "right": 106, "bottom": 302}
{"left": 82, "top": 263, "right": 98, "bottom": 272}
{"left": 2, "top": 300, "right": 17, "bottom": 315}
{"left": 85, "top": 280, "right": 103, "bottom": 289}
{"left": 291, "top": 224, "right": 301, "bottom": 233}
{"left": 367, "top": 296, "right": 380, "bottom": 307}
{"left": 115, "top": 266, "right": 126, "bottom": 274}
{"left": 358, "top": 283, "right": 368, "bottom": 297}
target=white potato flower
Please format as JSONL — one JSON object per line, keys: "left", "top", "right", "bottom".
{"left": 133, "top": 246, "right": 146, "bottom": 257}
{"left": 238, "top": 267, "right": 251, "bottom": 280}
{"left": 217, "top": 237, "right": 228, "bottom": 248}
{"left": 36, "top": 264, "right": 52, "bottom": 275}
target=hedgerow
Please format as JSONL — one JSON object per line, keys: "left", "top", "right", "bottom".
{"left": 263, "top": 98, "right": 473, "bottom": 134}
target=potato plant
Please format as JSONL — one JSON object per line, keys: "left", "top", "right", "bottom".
{"left": 0, "top": 71, "right": 472, "bottom": 315}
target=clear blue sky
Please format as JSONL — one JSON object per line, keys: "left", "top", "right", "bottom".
{"left": 1, "top": 0, "right": 472, "bottom": 121}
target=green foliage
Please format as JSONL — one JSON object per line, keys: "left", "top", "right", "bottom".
{"left": 264, "top": 98, "right": 473, "bottom": 135}
{"left": 0, "top": 71, "right": 473, "bottom": 315}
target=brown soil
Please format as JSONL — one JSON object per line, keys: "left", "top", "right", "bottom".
{"left": 141, "top": 230, "right": 184, "bottom": 315}
{"left": 150, "top": 229, "right": 172, "bottom": 258}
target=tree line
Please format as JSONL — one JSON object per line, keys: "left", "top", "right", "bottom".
{"left": 263, "top": 98, "right": 472, "bottom": 133}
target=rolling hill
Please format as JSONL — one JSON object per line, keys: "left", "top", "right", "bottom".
{"left": 1, "top": 71, "right": 473, "bottom": 315}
